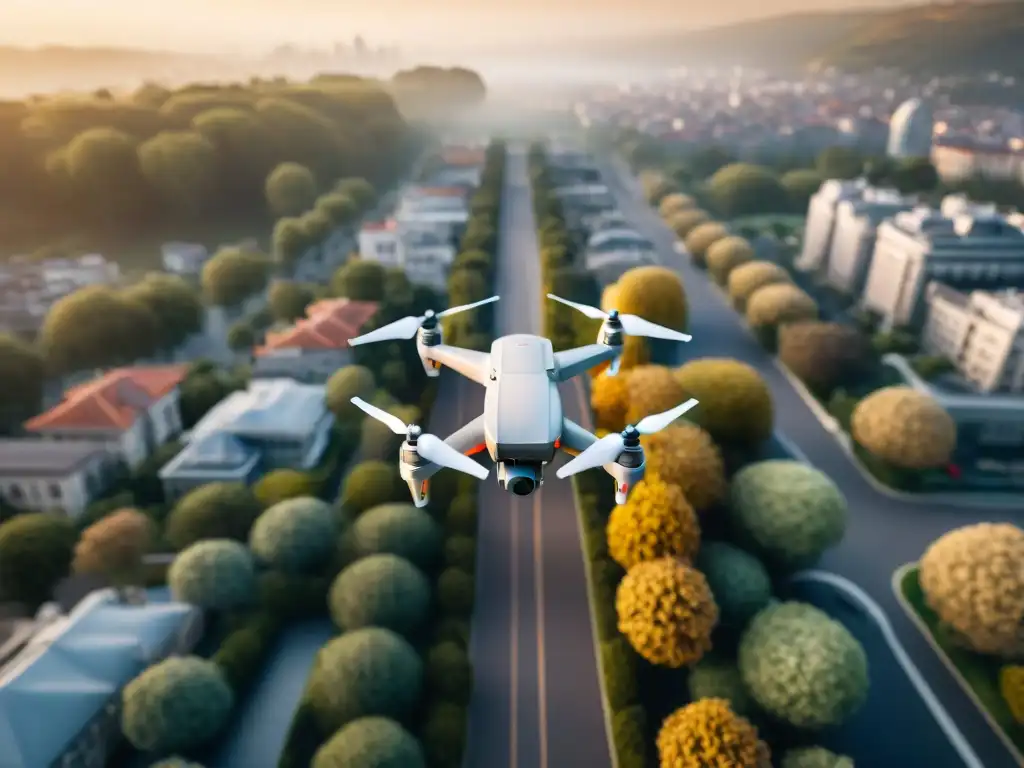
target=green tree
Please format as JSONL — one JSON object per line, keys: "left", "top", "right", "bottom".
{"left": 265, "top": 162, "right": 318, "bottom": 218}
{"left": 0, "top": 335, "right": 45, "bottom": 433}
{"left": 707, "top": 164, "right": 788, "bottom": 219}
{"left": 780, "top": 169, "right": 825, "bottom": 213}
{"left": 226, "top": 321, "right": 255, "bottom": 352}
{"left": 165, "top": 482, "right": 262, "bottom": 551}
{"left": 137, "top": 130, "right": 219, "bottom": 219}
{"left": 58, "top": 127, "right": 147, "bottom": 220}
{"left": 326, "top": 366, "right": 376, "bottom": 421}
{"left": 815, "top": 146, "right": 863, "bottom": 180}
{"left": 331, "top": 260, "right": 387, "bottom": 301}
{"left": 271, "top": 216, "right": 310, "bottom": 267}
{"left": 299, "top": 209, "right": 332, "bottom": 246}
{"left": 0, "top": 513, "right": 78, "bottom": 608}
{"left": 121, "top": 273, "right": 203, "bottom": 351}
{"left": 316, "top": 192, "right": 359, "bottom": 228}
{"left": 334, "top": 177, "right": 376, "bottom": 210}
{"left": 891, "top": 157, "right": 939, "bottom": 194}
{"left": 201, "top": 247, "right": 271, "bottom": 308}
{"left": 268, "top": 281, "right": 314, "bottom": 323}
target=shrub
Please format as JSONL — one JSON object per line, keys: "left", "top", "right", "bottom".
{"left": 606, "top": 479, "right": 700, "bottom": 570}
{"left": 432, "top": 617, "right": 472, "bottom": 649}
{"left": 444, "top": 495, "right": 478, "bottom": 536}
{"left": 745, "top": 283, "right": 818, "bottom": 348}
{"left": 727, "top": 260, "right": 791, "bottom": 311}
{"left": 656, "top": 698, "right": 771, "bottom": 767}
{"left": 624, "top": 365, "right": 687, "bottom": 425}
{"left": 707, "top": 163, "right": 787, "bottom": 219}
{"left": 325, "top": 365, "right": 376, "bottom": 421}
{"left": 122, "top": 656, "right": 234, "bottom": 754}
{"left": 444, "top": 535, "right": 477, "bottom": 572}
{"left": 738, "top": 602, "right": 869, "bottom": 729}
{"left": 658, "top": 192, "right": 696, "bottom": 218}
{"left": 613, "top": 265, "right": 688, "bottom": 333}
{"left": 687, "top": 656, "right": 753, "bottom": 716}
{"left": 346, "top": 503, "right": 442, "bottom": 570}
{"left": 591, "top": 371, "right": 630, "bottom": 432}
{"left": 306, "top": 628, "right": 423, "bottom": 733}
{"left": 0, "top": 513, "right": 78, "bottom": 607}
{"left": 641, "top": 423, "right": 726, "bottom": 511}
{"left": 612, "top": 705, "right": 649, "bottom": 768}
{"left": 919, "top": 523, "right": 1024, "bottom": 658}
{"left": 165, "top": 482, "right": 261, "bottom": 550}
{"left": 728, "top": 460, "right": 847, "bottom": 571}
{"left": 212, "top": 612, "right": 279, "bottom": 693}
{"left": 253, "top": 469, "right": 317, "bottom": 507}
{"left": 667, "top": 208, "right": 710, "bottom": 239}
{"left": 850, "top": 386, "right": 957, "bottom": 470}
{"left": 674, "top": 358, "right": 773, "bottom": 448}
{"left": 706, "top": 236, "right": 755, "bottom": 286}
{"left": 437, "top": 567, "right": 475, "bottom": 617}
{"left": 425, "top": 641, "right": 473, "bottom": 705}
{"left": 329, "top": 554, "right": 431, "bottom": 636}
{"left": 1000, "top": 665, "right": 1024, "bottom": 724}
{"left": 259, "top": 571, "right": 330, "bottom": 620}
{"left": 684, "top": 222, "right": 730, "bottom": 268}
{"left": 312, "top": 716, "right": 426, "bottom": 768}
{"left": 168, "top": 539, "right": 256, "bottom": 611}
{"left": 73, "top": 508, "right": 153, "bottom": 588}
{"left": 616, "top": 557, "right": 718, "bottom": 667}
{"left": 419, "top": 703, "right": 467, "bottom": 768}
{"left": 600, "top": 637, "right": 639, "bottom": 711}
{"left": 695, "top": 541, "right": 773, "bottom": 630}
{"left": 341, "top": 461, "right": 404, "bottom": 514}
{"left": 779, "top": 321, "right": 873, "bottom": 392}
{"left": 249, "top": 496, "right": 337, "bottom": 574}
{"left": 781, "top": 747, "right": 856, "bottom": 768}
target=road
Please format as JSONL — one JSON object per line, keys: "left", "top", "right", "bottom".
{"left": 603, "top": 158, "right": 1023, "bottom": 768}
{"left": 460, "top": 146, "right": 612, "bottom": 768}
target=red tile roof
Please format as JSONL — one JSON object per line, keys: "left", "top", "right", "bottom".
{"left": 256, "top": 299, "right": 380, "bottom": 354}
{"left": 25, "top": 365, "right": 188, "bottom": 432}
{"left": 361, "top": 219, "right": 395, "bottom": 232}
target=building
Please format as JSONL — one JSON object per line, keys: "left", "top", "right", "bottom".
{"left": 253, "top": 299, "right": 379, "bottom": 382}
{"left": 24, "top": 366, "right": 187, "bottom": 469}
{"left": 797, "top": 178, "right": 869, "bottom": 272}
{"left": 39, "top": 254, "right": 120, "bottom": 290}
{"left": 357, "top": 219, "right": 457, "bottom": 291}
{"left": 358, "top": 220, "right": 401, "bottom": 267}
{"left": 931, "top": 139, "right": 1024, "bottom": 185}
{"left": 860, "top": 207, "right": 1024, "bottom": 328}
{"left": 159, "top": 378, "right": 334, "bottom": 499}
{"left": 161, "top": 242, "right": 209, "bottom": 280}
{"left": 825, "top": 188, "right": 915, "bottom": 294}
{"left": 394, "top": 185, "right": 471, "bottom": 244}
{"left": 0, "top": 589, "right": 202, "bottom": 768}
{"left": 921, "top": 283, "right": 1024, "bottom": 394}
{"left": 0, "top": 440, "right": 115, "bottom": 517}
{"left": 887, "top": 98, "right": 934, "bottom": 159}
{"left": 429, "top": 147, "right": 485, "bottom": 188}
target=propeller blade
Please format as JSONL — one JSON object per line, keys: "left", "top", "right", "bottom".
{"left": 350, "top": 397, "right": 408, "bottom": 435}
{"left": 635, "top": 398, "right": 700, "bottom": 434}
{"left": 348, "top": 315, "right": 425, "bottom": 346}
{"left": 546, "top": 294, "right": 609, "bottom": 320}
{"left": 418, "top": 434, "right": 490, "bottom": 480}
{"left": 556, "top": 432, "right": 626, "bottom": 479}
{"left": 438, "top": 295, "right": 500, "bottom": 318}
{"left": 620, "top": 314, "right": 693, "bottom": 342}
{"left": 607, "top": 355, "right": 621, "bottom": 376}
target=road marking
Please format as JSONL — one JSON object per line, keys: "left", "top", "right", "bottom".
{"left": 509, "top": 496, "right": 519, "bottom": 768}
{"left": 791, "top": 570, "right": 985, "bottom": 768}
{"left": 533, "top": 492, "right": 549, "bottom": 768}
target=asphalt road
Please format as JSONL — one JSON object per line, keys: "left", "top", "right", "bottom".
{"left": 603, "top": 159, "right": 1023, "bottom": 768}
{"left": 460, "top": 146, "right": 612, "bottom": 768}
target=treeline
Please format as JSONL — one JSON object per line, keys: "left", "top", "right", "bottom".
{"left": 0, "top": 75, "right": 415, "bottom": 237}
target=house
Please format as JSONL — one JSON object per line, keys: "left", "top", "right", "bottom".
{"left": 24, "top": 365, "right": 188, "bottom": 470}
{"left": 0, "top": 440, "right": 115, "bottom": 517}
{"left": 429, "top": 147, "right": 485, "bottom": 188}
{"left": 358, "top": 220, "right": 401, "bottom": 267}
{"left": 401, "top": 229, "right": 457, "bottom": 292}
{"left": 158, "top": 378, "right": 334, "bottom": 499}
{"left": 394, "top": 186, "right": 471, "bottom": 243}
{"left": 0, "top": 589, "right": 202, "bottom": 768}
{"left": 161, "top": 242, "right": 210, "bottom": 280}
{"left": 253, "top": 299, "right": 379, "bottom": 382}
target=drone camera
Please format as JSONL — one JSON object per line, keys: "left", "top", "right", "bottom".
{"left": 497, "top": 462, "right": 542, "bottom": 497}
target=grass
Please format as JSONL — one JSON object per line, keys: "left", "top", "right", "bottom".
{"left": 896, "top": 564, "right": 1024, "bottom": 762}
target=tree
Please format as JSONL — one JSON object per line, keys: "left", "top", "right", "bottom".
{"left": 252, "top": 469, "right": 318, "bottom": 508}
{"left": 0, "top": 334, "right": 45, "bottom": 433}
{"left": 201, "top": 247, "right": 271, "bottom": 308}
{"left": 165, "top": 482, "right": 262, "bottom": 550}
{"left": 73, "top": 508, "right": 153, "bottom": 590}
{"left": 59, "top": 127, "right": 147, "bottom": 220}
{"left": 168, "top": 539, "right": 257, "bottom": 611}
{"left": 329, "top": 554, "right": 432, "bottom": 637}
{"left": 121, "top": 273, "right": 203, "bottom": 351}
{"left": 137, "top": 130, "right": 219, "bottom": 218}
{"left": 781, "top": 169, "right": 824, "bottom": 212}
{"left": 271, "top": 216, "right": 311, "bottom": 267}
{"left": 331, "top": 260, "right": 387, "bottom": 301}
{"left": 250, "top": 496, "right": 337, "bottom": 573}
{"left": 299, "top": 209, "right": 332, "bottom": 246}
{"left": 657, "top": 699, "right": 770, "bottom": 767}
{"left": 815, "top": 146, "right": 863, "bottom": 180}
{"left": 891, "top": 157, "right": 939, "bottom": 193}
{"left": 268, "top": 281, "right": 314, "bottom": 323}
{"left": 265, "top": 162, "right": 317, "bottom": 218}
{"left": 313, "top": 718, "right": 426, "bottom": 768}
{"left": 334, "top": 177, "right": 376, "bottom": 210}
{"left": 226, "top": 321, "right": 255, "bottom": 352}
{"left": 707, "top": 164, "right": 788, "bottom": 218}
{"left": 0, "top": 513, "right": 77, "bottom": 608}
{"left": 851, "top": 386, "right": 957, "bottom": 470}
{"left": 316, "top": 192, "right": 359, "bottom": 228}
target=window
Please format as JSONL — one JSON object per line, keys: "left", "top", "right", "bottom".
{"left": 49, "top": 483, "right": 62, "bottom": 500}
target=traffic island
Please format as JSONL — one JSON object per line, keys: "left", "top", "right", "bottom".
{"left": 893, "top": 562, "right": 1024, "bottom": 764}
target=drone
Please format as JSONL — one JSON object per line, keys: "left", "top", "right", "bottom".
{"left": 347, "top": 293, "right": 697, "bottom": 507}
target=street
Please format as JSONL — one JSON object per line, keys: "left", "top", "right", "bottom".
{"left": 602, "top": 159, "right": 1023, "bottom": 768}
{"left": 460, "top": 146, "right": 613, "bottom": 768}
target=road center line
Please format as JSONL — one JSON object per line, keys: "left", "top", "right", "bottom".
{"left": 533, "top": 492, "right": 549, "bottom": 768}
{"left": 510, "top": 495, "right": 520, "bottom": 768}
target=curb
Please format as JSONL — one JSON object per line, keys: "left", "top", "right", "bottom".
{"left": 891, "top": 564, "right": 1024, "bottom": 766}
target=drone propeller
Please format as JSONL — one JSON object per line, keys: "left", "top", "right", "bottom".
{"left": 348, "top": 296, "right": 499, "bottom": 346}
{"left": 350, "top": 397, "right": 489, "bottom": 480}
{"left": 556, "top": 398, "right": 699, "bottom": 479}
{"left": 546, "top": 294, "right": 693, "bottom": 343}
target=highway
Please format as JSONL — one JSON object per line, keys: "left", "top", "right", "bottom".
{"left": 460, "top": 146, "right": 613, "bottom": 768}
{"left": 603, "top": 159, "right": 1023, "bottom": 768}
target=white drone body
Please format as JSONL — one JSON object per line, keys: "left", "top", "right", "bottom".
{"left": 348, "top": 295, "right": 697, "bottom": 507}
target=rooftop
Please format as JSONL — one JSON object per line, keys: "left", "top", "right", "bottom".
{"left": 0, "top": 589, "right": 196, "bottom": 768}
{"left": 0, "top": 439, "right": 109, "bottom": 476}
{"left": 25, "top": 365, "right": 188, "bottom": 433}
{"left": 256, "top": 299, "right": 379, "bottom": 354}
{"left": 361, "top": 220, "right": 396, "bottom": 233}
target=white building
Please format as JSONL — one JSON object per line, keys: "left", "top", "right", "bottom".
{"left": 931, "top": 140, "right": 1024, "bottom": 185}
{"left": 825, "top": 188, "right": 915, "bottom": 295}
{"left": 797, "top": 178, "right": 869, "bottom": 272}
{"left": 40, "top": 254, "right": 120, "bottom": 289}
{"left": 922, "top": 283, "right": 1024, "bottom": 394}
{"left": 161, "top": 242, "right": 209, "bottom": 279}
{"left": 887, "top": 98, "right": 934, "bottom": 160}
{"left": 0, "top": 440, "right": 115, "bottom": 517}
{"left": 357, "top": 220, "right": 456, "bottom": 291}
{"left": 358, "top": 221, "right": 401, "bottom": 268}
{"left": 860, "top": 207, "right": 1024, "bottom": 328}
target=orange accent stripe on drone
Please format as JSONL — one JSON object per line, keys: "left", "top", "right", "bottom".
{"left": 421, "top": 480, "right": 429, "bottom": 495}
{"left": 464, "top": 443, "right": 487, "bottom": 456}
{"left": 553, "top": 438, "right": 561, "bottom": 448}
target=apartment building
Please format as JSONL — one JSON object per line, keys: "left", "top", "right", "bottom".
{"left": 797, "top": 178, "right": 869, "bottom": 272}
{"left": 825, "top": 188, "right": 915, "bottom": 295}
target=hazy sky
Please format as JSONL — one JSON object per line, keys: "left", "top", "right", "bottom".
{"left": 0, "top": 0, "right": 922, "bottom": 54}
